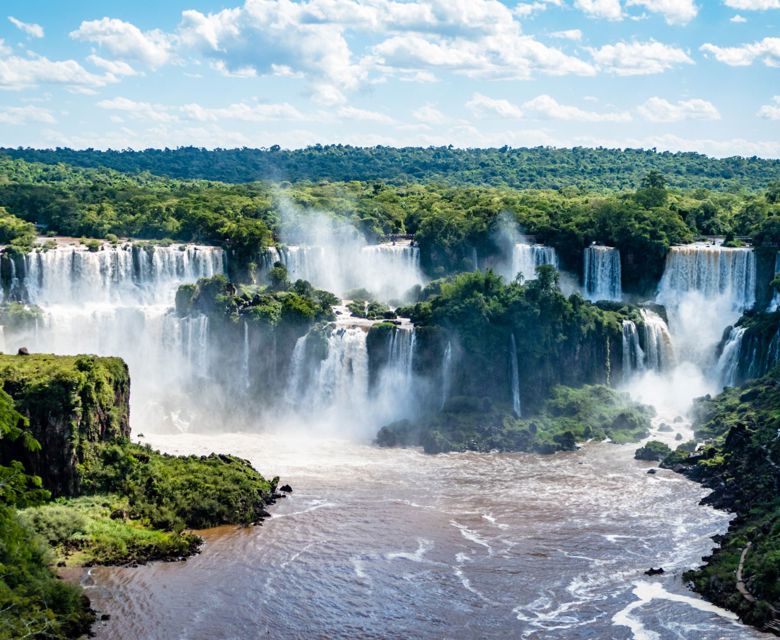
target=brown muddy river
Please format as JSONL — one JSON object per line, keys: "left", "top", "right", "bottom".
{"left": 81, "top": 432, "right": 769, "bottom": 640}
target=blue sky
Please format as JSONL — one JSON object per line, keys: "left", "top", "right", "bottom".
{"left": 0, "top": 0, "right": 778, "bottom": 156}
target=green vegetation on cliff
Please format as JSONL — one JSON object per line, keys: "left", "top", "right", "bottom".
{"left": 663, "top": 369, "right": 780, "bottom": 630}
{"left": 177, "top": 272, "right": 337, "bottom": 328}
{"left": 0, "top": 382, "right": 94, "bottom": 639}
{"left": 377, "top": 384, "right": 653, "bottom": 454}
{"left": 0, "top": 353, "right": 280, "bottom": 638}
{"left": 395, "top": 266, "right": 642, "bottom": 414}
{"left": 0, "top": 354, "right": 130, "bottom": 497}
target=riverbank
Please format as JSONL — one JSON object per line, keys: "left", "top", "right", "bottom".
{"left": 662, "top": 368, "right": 780, "bottom": 634}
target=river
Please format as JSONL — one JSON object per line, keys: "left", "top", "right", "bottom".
{"left": 81, "top": 431, "right": 768, "bottom": 640}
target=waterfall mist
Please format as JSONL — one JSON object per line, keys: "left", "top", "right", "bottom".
{"left": 492, "top": 212, "right": 559, "bottom": 284}
{"left": 264, "top": 199, "right": 424, "bottom": 303}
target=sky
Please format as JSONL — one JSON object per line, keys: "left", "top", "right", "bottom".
{"left": 0, "top": 0, "right": 778, "bottom": 157}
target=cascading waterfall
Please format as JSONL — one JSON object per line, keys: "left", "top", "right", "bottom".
{"left": 440, "top": 341, "right": 453, "bottom": 410}
{"left": 20, "top": 244, "right": 223, "bottom": 305}
{"left": 621, "top": 320, "right": 644, "bottom": 377}
{"left": 657, "top": 245, "right": 756, "bottom": 312}
{"left": 0, "top": 243, "right": 225, "bottom": 431}
{"left": 655, "top": 244, "right": 756, "bottom": 376}
{"left": 770, "top": 252, "right": 780, "bottom": 311}
{"left": 511, "top": 243, "right": 558, "bottom": 283}
{"left": 385, "top": 327, "right": 416, "bottom": 394}
{"left": 161, "top": 313, "right": 210, "bottom": 375}
{"left": 509, "top": 333, "right": 521, "bottom": 417}
{"left": 284, "top": 321, "right": 418, "bottom": 434}
{"left": 309, "top": 326, "right": 370, "bottom": 417}
{"left": 583, "top": 246, "right": 621, "bottom": 301}
{"left": 769, "top": 330, "right": 780, "bottom": 373}
{"left": 242, "top": 321, "right": 250, "bottom": 390}
{"left": 715, "top": 326, "right": 746, "bottom": 388}
{"left": 639, "top": 309, "right": 675, "bottom": 372}
{"left": 284, "top": 334, "right": 309, "bottom": 407}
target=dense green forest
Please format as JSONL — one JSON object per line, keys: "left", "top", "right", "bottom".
{"left": 4, "top": 146, "right": 780, "bottom": 191}
{"left": 1, "top": 155, "right": 779, "bottom": 293}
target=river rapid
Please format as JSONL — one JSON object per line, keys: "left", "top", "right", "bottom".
{"left": 81, "top": 431, "right": 768, "bottom": 640}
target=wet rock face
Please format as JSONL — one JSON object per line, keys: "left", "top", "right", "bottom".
{"left": 0, "top": 354, "right": 130, "bottom": 497}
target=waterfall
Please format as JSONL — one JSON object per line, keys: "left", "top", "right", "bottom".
{"left": 769, "top": 330, "right": 780, "bottom": 373}
{"left": 621, "top": 320, "right": 644, "bottom": 377}
{"left": 583, "top": 246, "right": 621, "bottom": 301}
{"left": 385, "top": 327, "right": 416, "bottom": 394}
{"left": 284, "top": 334, "right": 309, "bottom": 406}
{"left": 472, "top": 247, "right": 479, "bottom": 271}
{"left": 283, "top": 322, "right": 417, "bottom": 432}
{"left": 639, "top": 309, "right": 675, "bottom": 372}
{"left": 715, "top": 326, "right": 746, "bottom": 388}
{"left": 440, "top": 341, "right": 453, "bottom": 410}
{"left": 18, "top": 244, "right": 224, "bottom": 306}
{"left": 509, "top": 333, "right": 521, "bottom": 417}
{"left": 512, "top": 243, "right": 558, "bottom": 283}
{"left": 273, "top": 242, "right": 423, "bottom": 301}
{"left": 1, "top": 243, "right": 225, "bottom": 431}
{"left": 308, "top": 326, "right": 370, "bottom": 417}
{"left": 657, "top": 245, "right": 756, "bottom": 312}
{"left": 242, "top": 321, "right": 250, "bottom": 390}
{"left": 770, "top": 252, "right": 780, "bottom": 311}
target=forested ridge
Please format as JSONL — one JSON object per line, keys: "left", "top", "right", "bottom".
{"left": 4, "top": 146, "right": 780, "bottom": 191}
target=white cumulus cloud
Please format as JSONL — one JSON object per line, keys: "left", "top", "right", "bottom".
{"left": 0, "top": 105, "right": 55, "bottom": 125}
{"left": 574, "top": 0, "right": 624, "bottom": 20}
{"left": 589, "top": 40, "right": 694, "bottom": 75}
{"left": 625, "top": 0, "right": 698, "bottom": 25}
{"left": 523, "top": 94, "right": 632, "bottom": 121}
{"left": 550, "top": 29, "right": 583, "bottom": 41}
{"left": 701, "top": 37, "right": 780, "bottom": 67}
{"left": 87, "top": 54, "right": 137, "bottom": 77}
{"left": 466, "top": 93, "right": 524, "bottom": 119}
{"left": 412, "top": 104, "right": 448, "bottom": 124}
{"left": 0, "top": 54, "right": 115, "bottom": 89}
{"left": 70, "top": 17, "right": 172, "bottom": 68}
{"left": 97, "top": 97, "right": 306, "bottom": 124}
{"left": 724, "top": 0, "right": 780, "bottom": 9}
{"left": 637, "top": 96, "right": 720, "bottom": 122}
{"left": 336, "top": 106, "right": 396, "bottom": 124}
{"left": 758, "top": 96, "right": 780, "bottom": 119}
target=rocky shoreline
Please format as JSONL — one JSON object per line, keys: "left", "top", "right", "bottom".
{"left": 660, "top": 369, "right": 780, "bottom": 635}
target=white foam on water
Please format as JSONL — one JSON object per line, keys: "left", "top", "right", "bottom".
{"left": 613, "top": 581, "right": 742, "bottom": 640}
{"left": 385, "top": 537, "right": 434, "bottom": 563}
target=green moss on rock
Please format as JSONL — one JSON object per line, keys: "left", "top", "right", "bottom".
{"left": 0, "top": 354, "right": 130, "bottom": 497}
